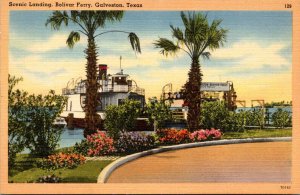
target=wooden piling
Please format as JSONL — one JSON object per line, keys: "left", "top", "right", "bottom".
{"left": 67, "top": 113, "right": 74, "bottom": 130}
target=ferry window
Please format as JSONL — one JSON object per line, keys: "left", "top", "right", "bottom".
{"left": 70, "top": 101, "right": 72, "bottom": 111}
{"left": 118, "top": 99, "right": 125, "bottom": 105}
{"left": 115, "top": 77, "right": 127, "bottom": 85}
{"left": 66, "top": 101, "right": 68, "bottom": 111}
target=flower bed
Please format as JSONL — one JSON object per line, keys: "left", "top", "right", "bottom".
{"left": 40, "top": 153, "right": 85, "bottom": 170}
{"left": 115, "top": 131, "right": 156, "bottom": 154}
{"left": 74, "top": 131, "right": 116, "bottom": 157}
{"left": 86, "top": 131, "right": 116, "bottom": 156}
{"left": 190, "top": 128, "right": 222, "bottom": 142}
{"left": 74, "top": 128, "right": 222, "bottom": 156}
{"left": 158, "top": 128, "right": 222, "bottom": 144}
{"left": 156, "top": 129, "right": 190, "bottom": 145}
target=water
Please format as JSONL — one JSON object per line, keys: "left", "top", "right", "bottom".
{"left": 59, "top": 128, "right": 84, "bottom": 148}
{"left": 21, "top": 128, "right": 84, "bottom": 154}
{"left": 236, "top": 106, "right": 292, "bottom": 115}
{"left": 236, "top": 106, "right": 292, "bottom": 125}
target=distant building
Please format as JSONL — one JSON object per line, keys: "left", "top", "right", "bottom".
{"left": 162, "top": 81, "right": 238, "bottom": 119}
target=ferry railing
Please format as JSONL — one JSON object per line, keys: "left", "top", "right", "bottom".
{"left": 62, "top": 84, "right": 145, "bottom": 96}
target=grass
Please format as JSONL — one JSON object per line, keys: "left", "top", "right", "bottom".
{"left": 222, "top": 128, "right": 292, "bottom": 139}
{"left": 9, "top": 154, "right": 112, "bottom": 183}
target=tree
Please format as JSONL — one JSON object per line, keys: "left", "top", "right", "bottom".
{"left": 24, "top": 90, "right": 67, "bottom": 157}
{"left": 104, "top": 99, "right": 142, "bottom": 139}
{"left": 145, "top": 98, "right": 172, "bottom": 131}
{"left": 272, "top": 108, "right": 291, "bottom": 128}
{"left": 46, "top": 11, "right": 141, "bottom": 137}
{"left": 8, "top": 75, "right": 67, "bottom": 164}
{"left": 200, "top": 101, "right": 229, "bottom": 130}
{"left": 154, "top": 12, "right": 227, "bottom": 131}
{"left": 244, "top": 109, "right": 264, "bottom": 129}
{"left": 8, "top": 75, "right": 27, "bottom": 167}
{"left": 200, "top": 101, "right": 246, "bottom": 132}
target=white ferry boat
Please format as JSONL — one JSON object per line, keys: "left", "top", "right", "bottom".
{"left": 60, "top": 64, "right": 146, "bottom": 128}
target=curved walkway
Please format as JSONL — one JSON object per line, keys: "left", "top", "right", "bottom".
{"left": 107, "top": 141, "right": 291, "bottom": 183}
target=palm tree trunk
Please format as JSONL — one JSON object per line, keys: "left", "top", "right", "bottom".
{"left": 184, "top": 57, "right": 202, "bottom": 131}
{"left": 84, "top": 37, "right": 101, "bottom": 137}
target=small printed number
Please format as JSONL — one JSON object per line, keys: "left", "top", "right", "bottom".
{"left": 285, "top": 4, "right": 292, "bottom": 8}
{"left": 280, "top": 185, "right": 291, "bottom": 190}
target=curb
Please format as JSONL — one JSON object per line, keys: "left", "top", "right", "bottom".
{"left": 97, "top": 137, "right": 292, "bottom": 183}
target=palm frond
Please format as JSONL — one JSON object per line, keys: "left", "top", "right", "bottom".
{"left": 93, "top": 11, "right": 124, "bottom": 29}
{"left": 210, "top": 19, "right": 222, "bottom": 29}
{"left": 66, "top": 31, "right": 80, "bottom": 48}
{"left": 154, "top": 38, "right": 180, "bottom": 57}
{"left": 181, "top": 11, "right": 209, "bottom": 50}
{"left": 207, "top": 19, "right": 228, "bottom": 51}
{"left": 180, "top": 11, "right": 191, "bottom": 31}
{"left": 170, "top": 25, "right": 184, "bottom": 42}
{"left": 45, "top": 11, "right": 69, "bottom": 30}
{"left": 201, "top": 51, "right": 211, "bottom": 60}
{"left": 104, "top": 11, "right": 124, "bottom": 22}
{"left": 128, "top": 32, "right": 141, "bottom": 53}
{"left": 70, "top": 11, "right": 80, "bottom": 23}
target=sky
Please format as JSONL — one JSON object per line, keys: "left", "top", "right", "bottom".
{"left": 9, "top": 11, "right": 292, "bottom": 105}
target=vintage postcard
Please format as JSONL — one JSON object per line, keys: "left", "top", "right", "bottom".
{"left": 1, "top": 0, "right": 300, "bottom": 194}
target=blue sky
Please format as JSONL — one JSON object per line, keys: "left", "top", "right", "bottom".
{"left": 9, "top": 11, "right": 292, "bottom": 103}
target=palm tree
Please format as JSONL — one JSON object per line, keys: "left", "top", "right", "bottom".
{"left": 46, "top": 11, "right": 141, "bottom": 137}
{"left": 154, "top": 12, "right": 227, "bottom": 131}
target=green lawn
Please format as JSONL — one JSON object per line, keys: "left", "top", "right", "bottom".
{"left": 222, "top": 128, "right": 292, "bottom": 139}
{"left": 9, "top": 154, "right": 112, "bottom": 183}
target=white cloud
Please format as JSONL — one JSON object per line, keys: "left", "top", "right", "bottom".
{"left": 10, "top": 54, "right": 84, "bottom": 73}
{"left": 9, "top": 54, "right": 86, "bottom": 94}
{"left": 10, "top": 32, "right": 86, "bottom": 53}
{"left": 211, "top": 41, "right": 290, "bottom": 69}
{"left": 99, "top": 48, "right": 184, "bottom": 70}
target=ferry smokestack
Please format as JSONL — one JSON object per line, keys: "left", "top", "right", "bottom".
{"left": 99, "top": 64, "right": 107, "bottom": 80}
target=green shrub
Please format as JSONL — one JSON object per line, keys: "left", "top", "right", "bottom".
{"left": 244, "top": 109, "right": 264, "bottom": 128}
{"left": 222, "top": 111, "right": 246, "bottom": 132}
{"left": 200, "top": 101, "right": 228, "bottom": 130}
{"left": 73, "top": 140, "right": 90, "bottom": 156}
{"left": 199, "top": 101, "right": 245, "bottom": 132}
{"left": 23, "top": 91, "right": 67, "bottom": 157}
{"left": 8, "top": 75, "right": 67, "bottom": 160}
{"left": 145, "top": 98, "right": 172, "bottom": 131}
{"left": 104, "top": 99, "right": 142, "bottom": 139}
{"left": 272, "top": 108, "right": 291, "bottom": 128}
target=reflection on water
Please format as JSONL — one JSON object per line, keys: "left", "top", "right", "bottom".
{"left": 59, "top": 128, "right": 84, "bottom": 148}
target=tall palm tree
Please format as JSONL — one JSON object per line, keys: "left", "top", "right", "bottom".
{"left": 46, "top": 11, "right": 141, "bottom": 137}
{"left": 154, "top": 12, "right": 227, "bottom": 131}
